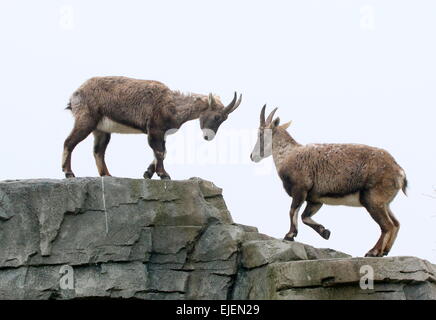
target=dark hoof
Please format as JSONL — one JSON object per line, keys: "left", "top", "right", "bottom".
{"left": 321, "top": 229, "right": 331, "bottom": 240}
{"left": 365, "top": 251, "right": 382, "bottom": 257}
{"left": 284, "top": 232, "right": 297, "bottom": 242}
{"left": 160, "top": 175, "right": 171, "bottom": 180}
{"left": 382, "top": 251, "right": 390, "bottom": 257}
{"left": 65, "top": 172, "right": 75, "bottom": 178}
{"left": 143, "top": 171, "right": 152, "bottom": 179}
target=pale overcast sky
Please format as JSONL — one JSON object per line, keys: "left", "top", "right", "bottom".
{"left": 1, "top": 0, "right": 435, "bottom": 262}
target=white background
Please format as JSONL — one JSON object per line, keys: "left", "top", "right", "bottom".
{"left": 1, "top": 0, "right": 435, "bottom": 262}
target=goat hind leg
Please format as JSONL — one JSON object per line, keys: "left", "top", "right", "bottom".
{"left": 382, "top": 207, "right": 400, "bottom": 256}
{"left": 62, "top": 118, "right": 96, "bottom": 178}
{"left": 93, "top": 130, "right": 112, "bottom": 177}
{"left": 363, "top": 204, "right": 394, "bottom": 257}
{"left": 301, "top": 202, "right": 331, "bottom": 240}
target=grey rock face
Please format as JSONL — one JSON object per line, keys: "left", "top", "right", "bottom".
{"left": 0, "top": 177, "right": 435, "bottom": 300}
{"left": 270, "top": 257, "right": 436, "bottom": 300}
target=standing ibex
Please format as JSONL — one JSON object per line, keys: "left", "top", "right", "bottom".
{"left": 63, "top": 76, "right": 241, "bottom": 179}
{"left": 250, "top": 106, "right": 407, "bottom": 257}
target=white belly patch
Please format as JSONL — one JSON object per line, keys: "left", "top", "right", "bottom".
{"left": 97, "top": 117, "right": 142, "bottom": 134}
{"left": 319, "top": 192, "right": 362, "bottom": 207}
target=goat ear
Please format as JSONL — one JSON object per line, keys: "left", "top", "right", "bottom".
{"left": 208, "top": 93, "right": 216, "bottom": 107}
{"left": 280, "top": 121, "right": 292, "bottom": 130}
{"left": 271, "top": 117, "right": 280, "bottom": 128}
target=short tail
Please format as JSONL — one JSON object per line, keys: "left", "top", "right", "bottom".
{"left": 65, "top": 101, "right": 72, "bottom": 110}
{"left": 402, "top": 176, "right": 408, "bottom": 196}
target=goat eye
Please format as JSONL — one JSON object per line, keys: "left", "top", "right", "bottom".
{"left": 214, "top": 115, "right": 221, "bottom": 121}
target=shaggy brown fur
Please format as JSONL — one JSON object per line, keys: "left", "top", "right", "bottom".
{"left": 62, "top": 76, "right": 241, "bottom": 179}
{"left": 251, "top": 106, "right": 407, "bottom": 257}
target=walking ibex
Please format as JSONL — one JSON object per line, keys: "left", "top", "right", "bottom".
{"left": 250, "top": 105, "right": 407, "bottom": 257}
{"left": 63, "top": 76, "right": 241, "bottom": 179}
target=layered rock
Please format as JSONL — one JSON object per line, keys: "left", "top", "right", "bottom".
{"left": 0, "top": 177, "right": 434, "bottom": 300}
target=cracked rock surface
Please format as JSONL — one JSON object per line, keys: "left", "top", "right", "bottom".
{"left": 0, "top": 177, "right": 435, "bottom": 300}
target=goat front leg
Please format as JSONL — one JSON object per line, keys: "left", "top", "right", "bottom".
{"left": 284, "top": 193, "right": 306, "bottom": 241}
{"left": 143, "top": 161, "right": 156, "bottom": 179}
{"left": 301, "top": 202, "right": 331, "bottom": 240}
{"left": 146, "top": 132, "right": 171, "bottom": 180}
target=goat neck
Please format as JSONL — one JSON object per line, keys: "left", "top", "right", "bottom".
{"left": 172, "top": 92, "right": 210, "bottom": 127}
{"left": 272, "top": 127, "right": 300, "bottom": 169}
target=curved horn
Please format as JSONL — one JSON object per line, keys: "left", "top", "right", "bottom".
{"left": 226, "top": 93, "right": 242, "bottom": 114}
{"left": 224, "top": 92, "right": 237, "bottom": 113}
{"left": 233, "top": 93, "right": 242, "bottom": 111}
{"left": 266, "top": 107, "right": 278, "bottom": 125}
{"left": 260, "top": 104, "right": 266, "bottom": 127}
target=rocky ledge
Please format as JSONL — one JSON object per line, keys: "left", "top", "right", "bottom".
{"left": 0, "top": 177, "right": 435, "bottom": 300}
